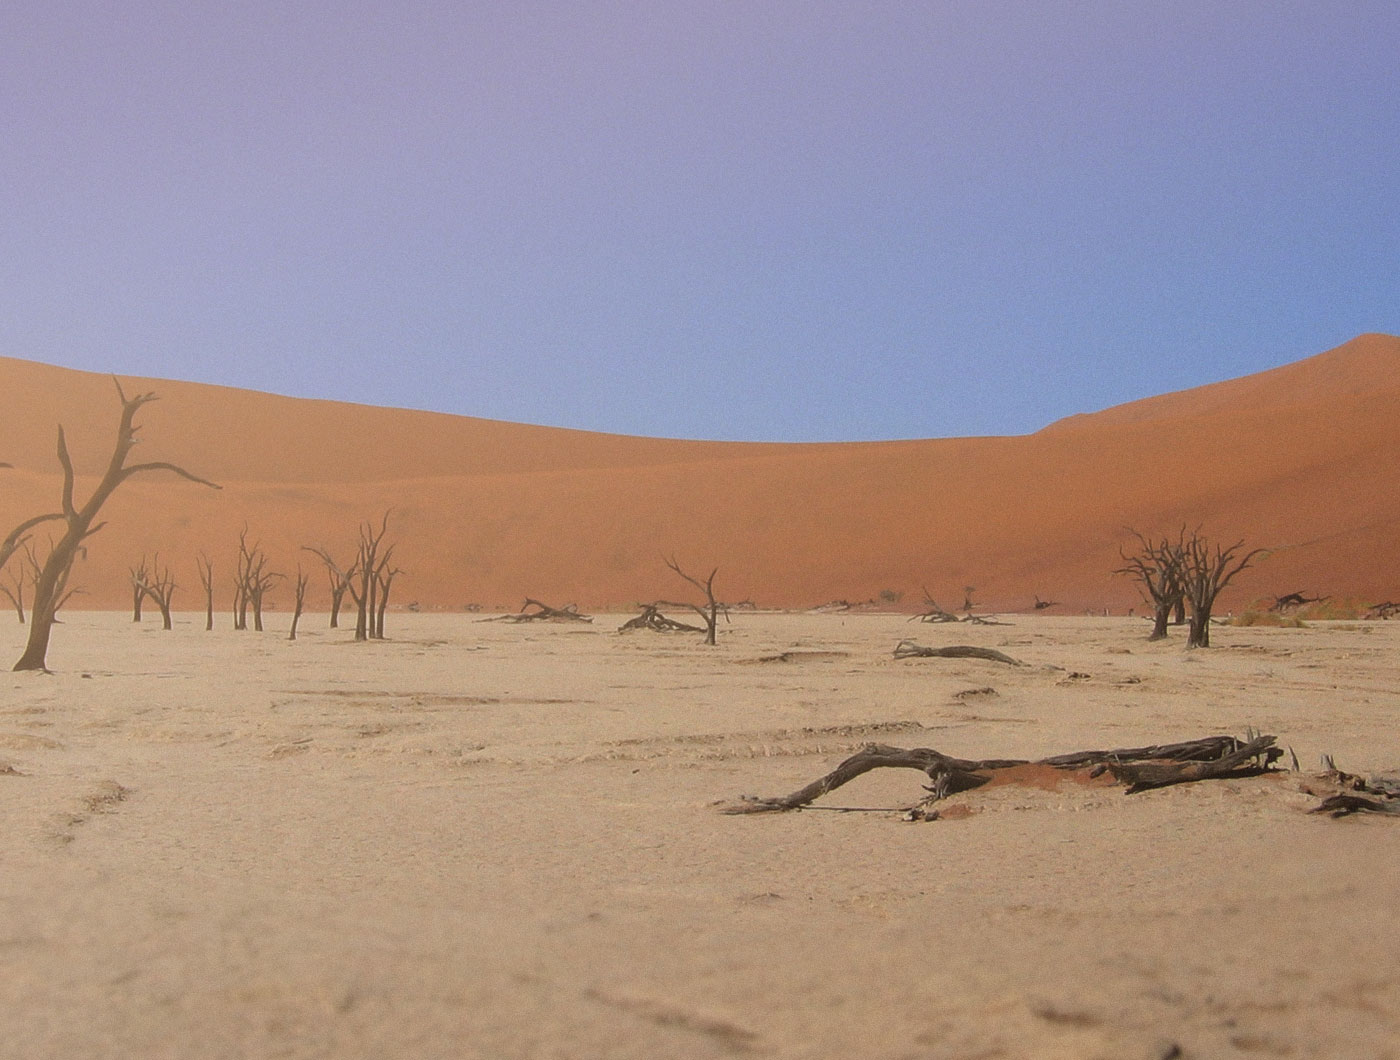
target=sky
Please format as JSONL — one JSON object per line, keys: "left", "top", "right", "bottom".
{"left": 2, "top": 1, "right": 1397, "bottom": 442}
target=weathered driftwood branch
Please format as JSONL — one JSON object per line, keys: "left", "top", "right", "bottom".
{"left": 1303, "top": 760, "right": 1400, "bottom": 817}
{"left": 719, "top": 734, "right": 1278, "bottom": 815}
{"left": 893, "top": 640, "right": 1023, "bottom": 665}
{"left": 618, "top": 603, "right": 706, "bottom": 634}
{"left": 486, "top": 599, "right": 593, "bottom": 623}
{"left": 1091, "top": 734, "right": 1280, "bottom": 793}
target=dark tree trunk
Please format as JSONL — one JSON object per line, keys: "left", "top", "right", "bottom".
{"left": 1149, "top": 603, "right": 1171, "bottom": 640}
{"left": 14, "top": 385, "right": 216, "bottom": 670}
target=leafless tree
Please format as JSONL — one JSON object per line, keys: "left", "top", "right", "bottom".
{"left": 325, "top": 555, "right": 353, "bottom": 628}
{"left": 0, "top": 541, "right": 41, "bottom": 623}
{"left": 288, "top": 565, "right": 309, "bottom": 641}
{"left": 307, "top": 512, "right": 397, "bottom": 641}
{"left": 1114, "top": 528, "right": 1188, "bottom": 641}
{"left": 660, "top": 556, "right": 724, "bottom": 645}
{"left": 374, "top": 560, "right": 402, "bottom": 639}
{"left": 196, "top": 553, "right": 215, "bottom": 631}
{"left": 911, "top": 586, "right": 959, "bottom": 623}
{"left": 1180, "top": 532, "right": 1267, "bottom": 648}
{"left": 129, "top": 557, "right": 150, "bottom": 622}
{"left": 233, "top": 529, "right": 280, "bottom": 633}
{"left": 12, "top": 383, "right": 217, "bottom": 671}
{"left": 133, "top": 555, "right": 178, "bottom": 630}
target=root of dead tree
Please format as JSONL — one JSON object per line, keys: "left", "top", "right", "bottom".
{"left": 894, "top": 640, "right": 1023, "bottom": 665}
{"left": 718, "top": 734, "right": 1286, "bottom": 815}
{"left": 1301, "top": 760, "right": 1400, "bottom": 817}
{"left": 484, "top": 599, "right": 593, "bottom": 624}
{"left": 618, "top": 603, "right": 706, "bottom": 634}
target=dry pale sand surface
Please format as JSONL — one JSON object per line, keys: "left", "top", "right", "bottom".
{"left": 3, "top": 611, "right": 1398, "bottom": 1059}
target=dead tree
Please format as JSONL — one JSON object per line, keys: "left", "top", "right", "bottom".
{"left": 961, "top": 586, "right": 976, "bottom": 613}
{"left": 132, "top": 555, "right": 178, "bottom": 630}
{"left": 1033, "top": 595, "right": 1058, "bottom": 611}
{"left": 374, "top": 561, "right": 402, "bottom": 639}
{"left": 719, "top": 733, "right": 1281, "bottom": 815}
{"left": 1114, "top": 528, "right": 1187, "bottom": 640}
{"left": 129, "top": 557, "right": 150, "bottom": 621}
{"left": 196, "top": 553, "right": 215, "bottom": 631}
{"left": 288, "top": 566, "right": 309, "bottom": 641}
{"left": 1180, "top": 532, "right": 1266, "bottom": 648}
{"left": 316, "top": 513, "right": 396, "bottom": 641}
{"left": 13, "top": 384, "right": 218, "bottom": 671}
{"left": 486, "top": 598, "right": 592, "bottom": 623}
{"left": 911, "top": 587, "right": 959, "bottom": 623}
{"left": 232, "top": 528, "right": 279, "bottom": 631}
{"left": 661, "top": 556, "right": 724, "bottom": 645}
{"left": 1270, "top": 592, "right": 1325, "bottom": 613}
{"left": 0, "top": 542, "right": 40, "bottom": 623}
{"left": 1366, "top": 601, "right": 1399, "bottom": 620}
{"left": 618, "top": 603, "right": 705, "bottom": 634}
{"left": 303, "top": 545, "right": 355, "bottom": 628}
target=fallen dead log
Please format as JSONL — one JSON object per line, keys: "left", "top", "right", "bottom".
{"left": 1310, "top": 794, "right": 1400, "bottom": 817}
{"left": 618, "top": 603, "right": 706, "bottom": 634}
{"left": 719, "top": 734, "right": 1279, "bottom": 814}
{"left": 1090, "top": 734, "right": 1280, "bottom": 793}
{"left": 893, "top": 640, "right": 1023, "bottom": 665}
{"left": 483, "top": 599, "right": 593, "bottom": 623}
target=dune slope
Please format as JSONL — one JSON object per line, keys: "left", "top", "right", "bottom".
{"left": 1, "top": 333, "right": 1397, "bottom": 612}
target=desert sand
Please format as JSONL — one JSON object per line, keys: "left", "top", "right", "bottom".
{"left": 3, "top": 609, "right": 1398, "bottom": 1059}
{"left": 1, "top": 332, "right": 1398, "bottom": 613}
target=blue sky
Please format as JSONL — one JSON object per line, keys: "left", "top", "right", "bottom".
{"left": 3, "top": 1, "right": 1396, "bottom": 441}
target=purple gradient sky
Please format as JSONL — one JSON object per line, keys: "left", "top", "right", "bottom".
{"left": 3, "top": 1, "right": 1396, "bottom": 441}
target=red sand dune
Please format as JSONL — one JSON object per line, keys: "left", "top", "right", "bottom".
{"left": 1, "top": 333, "right": 1397, "bottom": 614}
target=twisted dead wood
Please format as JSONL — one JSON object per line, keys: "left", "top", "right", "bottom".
{"left": 486, "top": 599, "right": 593, "bottom": 623}
{"left": 618, "top": 603, "right": 706, "bottom": 634}
{"left": 720, "top": 734, "right": 1278, "bottom": 814}
{"left": 893, "top": 640, "right": 1024, "bottom": 665}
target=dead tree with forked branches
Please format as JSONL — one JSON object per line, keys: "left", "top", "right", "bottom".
{"left": 196, "top": 553, "right": 215, "bottom": 631}
{"left": 11, "top": 384, "right": 218, "bottom": 671}
{"left": 309, "top": 513, "right": 398, "bottom": 641}
{"left": 129, "top": 557, "right": 150, "bottom": 622}
{"left": 0, "top": 542, "right": 41, "bottom": 623}
{"left": 373, "top": 559, "right": 402, "bottom": 639}
{"left": 350, "top": 514, "right": 395, "bottom": 640}
{"left": 303, "top": 546, "right": 355, "bottom": 629}
{"left": 132, "top": 555, "right": 178, "bottom": 630}
{"left": 911, "top": 587, "right": 960, "bottom": 623}
{"left": 657, "top": 556, "right": 726, "bottom": 645}
{"left": 233, "top": 528, "right": 280, "bottom": 632}
{"left": 1180, "top": 532, "right": 1267, "bottom": 648}
{"left": 1114, "top": 528, "right": 1188, "bottom": 641}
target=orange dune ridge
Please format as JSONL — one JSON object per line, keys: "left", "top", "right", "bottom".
{"left": 1, "top": 333, "right": 1398, "bottom": 614}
